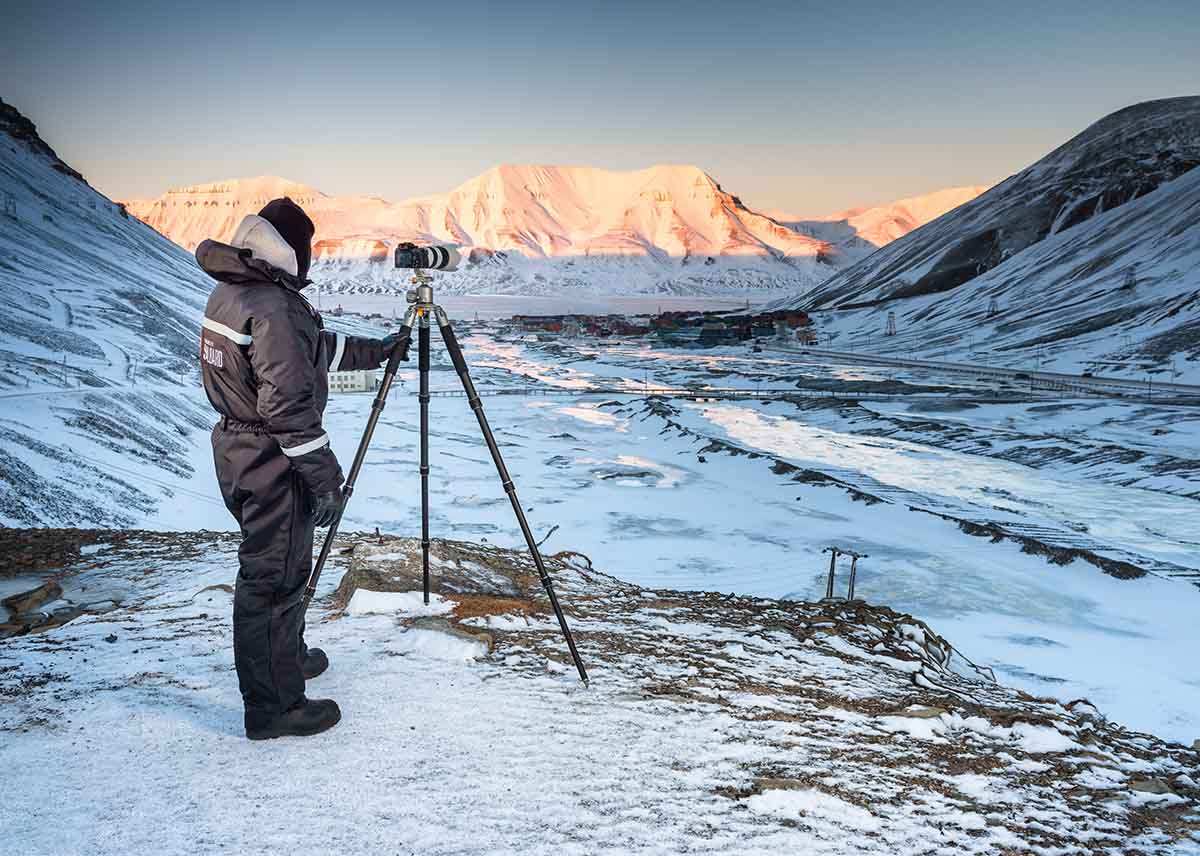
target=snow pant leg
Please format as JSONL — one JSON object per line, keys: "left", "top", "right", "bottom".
{"left": 212, "top": 427, "right": 313, "bottom": 715}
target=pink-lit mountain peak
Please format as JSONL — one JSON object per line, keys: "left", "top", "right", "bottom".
{"left": 124, "top": 164, "right": 829, "bottom": 262}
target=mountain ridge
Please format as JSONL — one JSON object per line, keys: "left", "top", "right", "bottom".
{"left": 126, "top": 166, "right": 986, "bottom": 263}
{"left": 124, "top": 163, "right": 844, "bottom": 295}
{"left": 0, "top": 96, "right": 220, "bottom": 525}
{"left": 765, "top": 184, "right": 991, "bottom": 264}
{"left": 798, "top": 96, "right": 1200, "bottom": 311}
{"left": 767, "top": 96, "right": 1200, "bottom": 380}
{"left": 123, "top": 165, "right": 992, "bottom": 296}
{"left": 124, "top": 163, "right": 832, "bottom": 260}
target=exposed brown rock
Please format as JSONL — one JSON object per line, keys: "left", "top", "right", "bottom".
{"left": 2, "top": 581, "right": 63, "bottom": 614}
{"left": 1130, "top": 778, "right": 1174, "bottom": 795}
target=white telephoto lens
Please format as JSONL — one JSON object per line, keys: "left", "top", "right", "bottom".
{"left": 424, "top": 246, "right": 461, "bottom": 272}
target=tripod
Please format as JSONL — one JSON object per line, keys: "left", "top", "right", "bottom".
{"left": 301, "top": 273, "right": 589, "bottom": 685}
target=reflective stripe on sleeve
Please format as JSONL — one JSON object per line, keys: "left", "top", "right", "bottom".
{"left": 202, "top": 317, "right": 252, "bottom": 345}
{"left": 330, "top": 332, "right": 346, "bottom": 372}
{"left": 279, "top": 433, "right": 330, "bottom": 458}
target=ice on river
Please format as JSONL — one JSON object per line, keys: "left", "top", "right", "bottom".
{"left": 695, "top": 403, "right": 1200, "bottom": 565}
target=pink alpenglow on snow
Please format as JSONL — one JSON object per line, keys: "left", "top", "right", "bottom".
{"left": 123, "top": 165, "right": 833, "bottom": 263}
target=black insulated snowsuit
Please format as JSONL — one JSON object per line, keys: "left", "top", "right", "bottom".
{"left": 196, "top": 233, "right": 385, "bottom": 717}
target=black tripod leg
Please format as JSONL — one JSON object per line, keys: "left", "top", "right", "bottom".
{"left": 437, "top": 314, "right": 589, "bottom": 685}
{"left": 419, "top": 321, "right": 432, "bottom": 605}
{"left": 303, "top": 322, "right": 414, "bottom": 613}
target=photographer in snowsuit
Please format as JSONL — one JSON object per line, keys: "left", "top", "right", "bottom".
{"left": 195, "top": 198, "right": 407, "bottom": 740}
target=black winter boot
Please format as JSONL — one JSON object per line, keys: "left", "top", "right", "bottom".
{"left": 245, "top": 697, "right": 341, "bottom": 740}
{"left": 302, "top": 647, "right": 329, "bottom": 680}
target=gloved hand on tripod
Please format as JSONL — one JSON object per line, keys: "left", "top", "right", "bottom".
{"left": 379, "top": 330, "right": 411, "bottom": 364}
{"left": 309, "top": 487, "right": 343, "bottom": 528}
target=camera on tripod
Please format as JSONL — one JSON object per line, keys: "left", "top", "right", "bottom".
{"left": 394, "top": 241, "right": 461, "bottom": 272}
{"left": 301, "top": 260, "right": 589, "bottom": 684}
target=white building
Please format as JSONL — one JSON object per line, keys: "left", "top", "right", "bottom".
{"left": 328, "top": 369, "right": 378, "bottom": 393}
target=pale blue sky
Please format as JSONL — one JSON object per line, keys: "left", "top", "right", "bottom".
{"left": 3, "top": 0, "right": 1197, "bottom": 213}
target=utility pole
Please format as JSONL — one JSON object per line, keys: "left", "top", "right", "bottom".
{"left": 823, "top": 547, "right": 842, "bottom": 600}
{"left": 821, "top": 546, "right": 867, "bottom": 601}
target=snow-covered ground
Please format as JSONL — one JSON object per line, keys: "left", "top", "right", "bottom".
{"left": 5, "top": 92, "right": 1200, "bottom": 855}
{"left": 3, "top": 532, "right": 1197, "bottom": 855}
{"left": 78, "top": 322, "right": 1194, "bottom": 746}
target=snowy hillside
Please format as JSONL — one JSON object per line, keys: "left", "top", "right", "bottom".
{"left": 771, "top": 97, "right": 1200, "bottom": 379}
{"left": 124, "top": 165, "right": 838, "bottom": 297}
{"left": 766, "top": 184, "right": 990, "bottom": 264}
{"left": 0, "top": 100, "right": 206, "bottom": 388}
{"left": 0, "top": 99, "right": 222, "bottom": 525}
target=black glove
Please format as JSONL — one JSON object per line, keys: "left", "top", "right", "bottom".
{"left": 379, "top": 330, "right": 411, "bottom": 365}
{"left": 310, "top": 488, "right": 344, "bottom": 528}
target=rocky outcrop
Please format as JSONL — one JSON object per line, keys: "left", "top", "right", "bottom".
{"left": 0, "top": 98, "right": 85, "bottom": 183}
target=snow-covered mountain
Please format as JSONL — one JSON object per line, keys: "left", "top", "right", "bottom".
{"left": 124, "top": 165, "right": 838, "bottom": 296}
{"left": 0, "top": 100, "right": 206, "bottom": 386}
{"left": 765, "top": 184, "right": 990, "bottom": 263}
{"left": 0, "top": 98, "right": 220, "bottom": 525}
{"left": 771, "top": 97, "right": 1200, "bottom": 379}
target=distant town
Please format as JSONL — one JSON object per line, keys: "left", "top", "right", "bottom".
{"left": 506, "top": 308, "right": 816, "bottom": 347}
{"left": 324, "top": 305, "right": 819, "bottom": 393}
{"left": 331, "top": 303, "right": 817, "bottom": 349}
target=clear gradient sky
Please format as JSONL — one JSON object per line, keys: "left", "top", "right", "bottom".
{"left": 2, "top": 0, "right": 1197, "bottom": 214}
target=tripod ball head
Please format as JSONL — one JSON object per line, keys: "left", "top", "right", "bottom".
{"left": 406, "top": 285, "right": 434, "bottom": 305}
